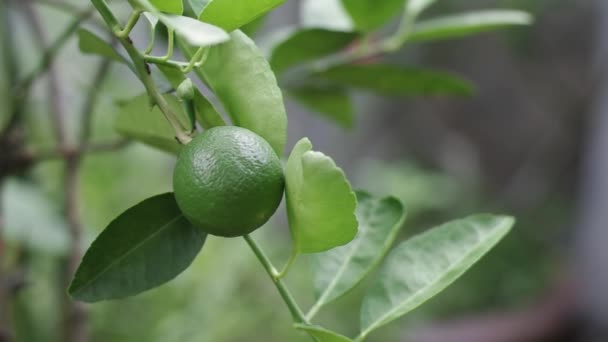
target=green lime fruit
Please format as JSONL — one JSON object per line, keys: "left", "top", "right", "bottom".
{"left": 173, "top": 126, "right": 284, "bottom": 237}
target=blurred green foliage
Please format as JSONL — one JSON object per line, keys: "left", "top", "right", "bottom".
{"left": 2, "top": 1, "right": 571, "bottom": 341}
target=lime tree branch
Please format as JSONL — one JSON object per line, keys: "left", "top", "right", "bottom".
{"left": 21, "top": 2, "right": 91, "bottom": 340}
{"left": 80, "top": 59, "right": 113, "bottom": 143}
{"left": 89, "top": 0, "right": 192, "bottom": 144}
{"left": 61, "top": 56, "right": 115, "bottom": 342}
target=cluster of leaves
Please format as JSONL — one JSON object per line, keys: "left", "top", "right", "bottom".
{"left": 70, "top": 0, "right": 529, "bottom": 340}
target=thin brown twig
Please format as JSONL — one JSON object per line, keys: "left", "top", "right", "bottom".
{"left": 0, "top": 0, "right": 23, "bottom": 139}
{"left": 0, "top": 180, "right": 10, "bottom": 342}
{"left": 25, "top": 139, "right": 131, "bottom": 162}
{"left": 62, "top": 56, "right": 114, "bottom": 342}
{"left": 21, "top": 2, "right": 91, "bottom": 341}
{"left": 0, "top": 3, "right": 120, "bottom": 342}
{"left": 80, "top": 59, "right": 113, "bottom": 143}
{"left": 22, "top": 0, "right": 67, "bottom": 144}
{"left": 0, "top": 2, "right": 25, "bottom": 341}
{"left": 63, "top": 154, "right": 88, "bottom": 342}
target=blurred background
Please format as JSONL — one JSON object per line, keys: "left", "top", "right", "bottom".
{"left": 1, "top": 0, "right": 607, "bottom": 341}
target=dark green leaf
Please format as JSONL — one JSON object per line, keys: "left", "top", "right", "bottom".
{"left": 114, "top": 93, "right": 189, "bottom": 154}
{"left": 289, "top": 86, "right": 353, "bottom": 128}
{"left": 241, "top": 15, "right": 268, "bottom": 37}
{"left": 359, "top": 214, "right": 514, "bottom": 339}
{"left": 309, "top": 192, "right": 406, "bottom": 312}
{"left": 269, "top": 28, "right": 358, "bottom": 74}
{"left": 294, "top": 324, "right": 353, "bottom": 342}
{"left": 156, "top": 64, "right": 186, "bottom": 89}
{"left": 316, "top": 64, "right": 475, "bottom": 96}
{"left": 182, "top": 31, "right": 287, "bottom": 155}
{"left": 341, "top": 0, "right": 403, "bottom": 32}
{"left": 193, "top": 91, "right": 226, "bottom": 129}
{"left": 156, "top": 65, "right": 226, "bottom": 129}
{"left": 199, "top": 0, "right": 285, "bottom": 32}
{"left": 69, "top": 193, "right": 207, "bottom": 302}
{"left": 77, "top": 29, "right": 126, "bottom": 64}
{"left": 408, "top": 10, "right": 533, "bottom": 43}
{"left": 285, "top": 138, "right": 358, "bottom": 253}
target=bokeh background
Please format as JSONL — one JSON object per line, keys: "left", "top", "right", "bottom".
{"left": 1, "top": 0, "right": 607, "bottom": 341}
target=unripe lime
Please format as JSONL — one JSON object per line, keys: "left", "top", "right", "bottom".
{"left": 173, "top": 126, "right": 284, "bottom": 237}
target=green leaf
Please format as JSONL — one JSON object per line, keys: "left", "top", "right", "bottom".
{"left": 301, "top": 0, "right": 354, "bottom": 32}
{"left": 341, "top": 0, "right": 404, "bottom": 32}
{"left": 269, "top": 28, "right": 358, "bottom": 75}
{"left": 310, "top": 192, "right": 406, "bottom": 312}
{"left": 156, "top": 65, "right": 226, "bottom": 129}
{"left": 193, "top": 91, "right": 226, "bottom": 129}
{"left": 154, "top": 14, "right": 230, "bottom": 47}
{"left": 156, "top": 64, "right": 186, "bottom": 89}
{"left": 316, "top": 64, "right": 475, "bottom": 96}
{"left": 294, "top": 324, "right": 353, "bottom": 342}
{"left": 69, "top": 193, "right": 207, "bottom": 302}
{"left": 359, "top": 214, "right": 515, "bottom": 338}
{"left": 199, "top": 0, "right": 285, "bottom": 32}
{"left": 408, "top": 10, "right": 533, "bottom": 43}
{"left": 150, "top": 0, "right": 183, "bottom": 14}
{"left": 289, "top": 86, "right": 353, "bottom": 129}
{"left": 114, "top": 93, "right": 189, "bottom": 154}
{"left": 77, "top": 29, "right": 126, "bottom": 64}
{"left": 241, "top": 15, "right": 268, "bottom": 37}
{"left": 137, "top": 0, "right": 228, "bottom": 47}
{"left": 285, "top": 138, "right": 358, "bottom": 254}
{"left": 182, "top": 31, "right": 287, "bottom": 155}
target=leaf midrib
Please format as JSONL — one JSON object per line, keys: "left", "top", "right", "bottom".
{"left": 71, "top": 214, "right": 184, "bottom": 297}
{"left": 360, "top": 219, "right": 510, "bottom": 337}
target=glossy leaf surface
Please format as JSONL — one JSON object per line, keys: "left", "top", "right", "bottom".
{"left": 310, "top": 192, "right": 406, "bottom": 311}
{"left": 285, "top": 138, "right": 358, "bottom": 253}
{"left": 69, "top": 193, "right": 207, "bottom": 302}
{"left": 359, "top": 215, "right": 514, "bottom": 338}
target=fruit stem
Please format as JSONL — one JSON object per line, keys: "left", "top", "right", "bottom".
{"left": 243, "top": 235, "right": 307, "bottom": 325}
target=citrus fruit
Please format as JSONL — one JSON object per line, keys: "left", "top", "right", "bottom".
{"left": 173, "top": 126, "right": 284, "bottom": 237}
